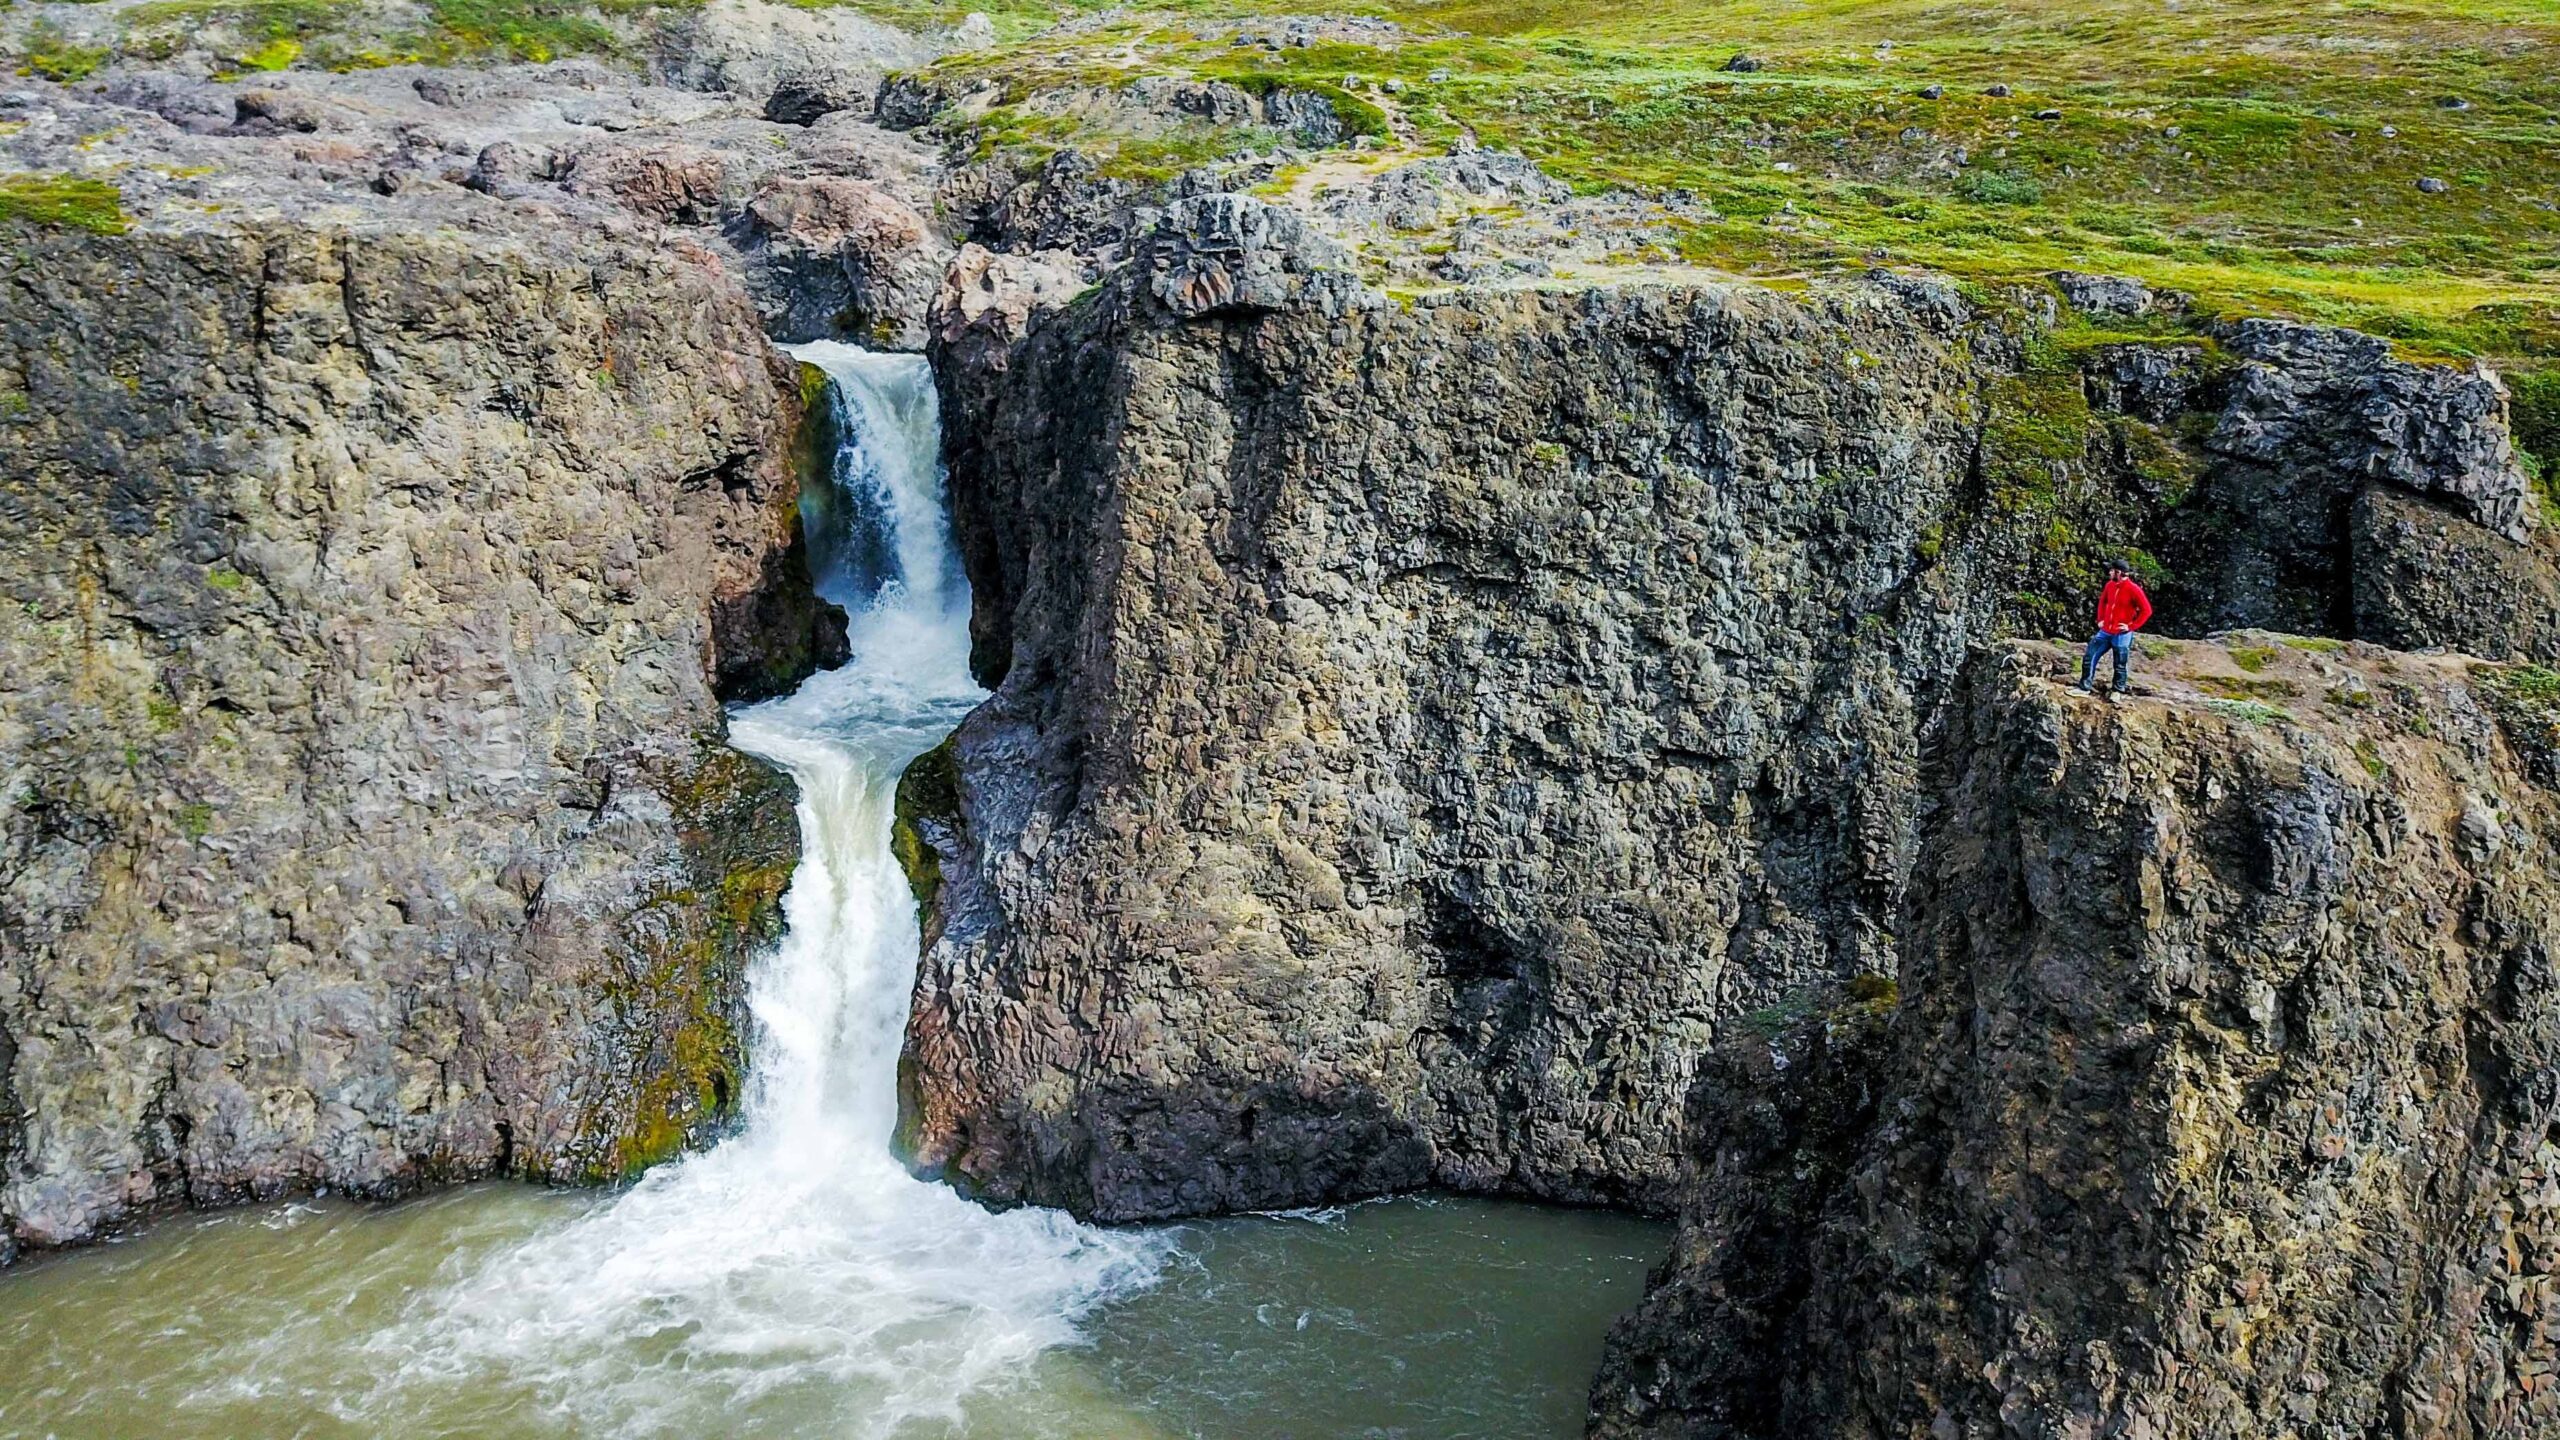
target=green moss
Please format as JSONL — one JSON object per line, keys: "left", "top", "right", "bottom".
{"left": 206, "top": 566, "right": 246, "bottom": 591}
{"left": 18, "top": 22, "right": 109, "bottom": 83}
{"left": 1956, "top": 169, "right": 2043, "bottom": 207}
{"left": 2352, "top": 737, "right": 2389, "bottom": 780}
{"left": 2196, "top": 674, "right": 2300, "bottom": 702}
{"left": 2226, "top": 643, "right": 2279, "bottom": 673}
{"left": 2493, "top": 664, "right": 2560, "bottom": 707}
{"left": 577, "top": 738, "right": 799, "bottom": 1182}
{"left": 237, "top": 36, "right": 300, "bottom": 70}
{"left": 891, "top": 735, "right": 960, "bottom": 925}
{"left": 176, "top": 801, "right": 214, "bottom": 839}
{"left": 2202, "top": 697, "right": 2289, "bottom": 725}
{"left": 0, "top": 174, "right": 128, "bottom": 235}
{"left": 2111, "top": 415, "right": 2203, "bottom": 507}
{"left": 2281, "top": 635, "right": 2347, "bottom": 654}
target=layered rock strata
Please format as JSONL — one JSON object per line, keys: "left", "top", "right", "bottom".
{"left": 901, "top": 199, "right": 2550, "bottom": 1223}
{"left": 0, "top": 213, "right": 829, "bottom": 1254}
{"left": 1592, "top": 638, "right": 2560, "bottom": 1440}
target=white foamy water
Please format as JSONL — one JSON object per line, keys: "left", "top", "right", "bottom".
{"left": 338, "top": 343, "right": 1172, "bottom": 1436}
{"left": 0, "top": 343, "right": 1670, "bottom": 1440}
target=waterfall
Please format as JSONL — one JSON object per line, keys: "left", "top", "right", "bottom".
{"left": 356, "top": 344, "right": 1171, "bottom": 1438}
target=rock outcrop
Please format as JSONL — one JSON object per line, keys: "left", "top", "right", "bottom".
{"left": 1592, "top": 638, "right": 2560, "bottom": 1440}
{"left": 901, "top": 198, "right": 2555, "bottom": 1224}
{"left": 0, "top": 210, "right": 830, "bottom": 1253}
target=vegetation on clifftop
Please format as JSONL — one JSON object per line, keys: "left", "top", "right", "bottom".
{"left": 895, "top": 0, "right": 2559, "bottom": 363}
{"left": 0, "top": 174, "right": 129, "bottom": 234}
{"left": 5, "top": 0, "right": 2549, "bottom": 360}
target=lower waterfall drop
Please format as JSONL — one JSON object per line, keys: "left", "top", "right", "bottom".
{"left": 0, "top": 345, "right": 1669, "bottom": 1440}
{"left": 364, "top": 343, "right": 1172, "bottom": 1436}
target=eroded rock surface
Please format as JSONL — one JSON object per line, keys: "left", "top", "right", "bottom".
{"left": 0, "top": 209, "right": 827, "bottom": 1252}
{"left": 903, "top": 196, "right": 2555, "bottom": 1226}
{"left": 1593, "top": 637, "right": 2560, "bottom": 1440}
{"left": 909, "top": 246, "right": 2123, "bottom": 1221}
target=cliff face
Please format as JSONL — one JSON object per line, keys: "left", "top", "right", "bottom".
{"left": 1592, "top": 639, "right": 2560, "bottom": 1440}
{"left": 902, "top": 199, "right": 2548, "bottom": 1222}
{"left": 0, "top": 217, "right": 832, "bottom": 1252}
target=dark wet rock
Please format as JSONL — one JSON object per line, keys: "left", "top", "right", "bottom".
{"left": 764, "top": 72, "right": 870, "bottom": 126}
{"left": 2352, "top": 487, "right": 2560, "bottom": 663}
{"left": 2211, "top": 319, "right": 2534, "bottom": 542}
{"left": 2081, "top": 340, "right": 2211, "bottom": 423}
{"left": 910, "top": 274, "right": 2137, "bottom": 1221}
{"left": 1592, "top": 638, "right": 2560, "bottom": 1440}
{"left": 873, "top": 72, "right": 952, "bottom": 130}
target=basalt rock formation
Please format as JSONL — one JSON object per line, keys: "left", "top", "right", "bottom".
{"left": 900, "top": 197, "right": 2550, "bottom": 1223}
{"left": 0, "top": 208, "right": 831, "bottom": 1254}
{"left": 1592, "top": 638, "right": 2560, "bottom": 1440}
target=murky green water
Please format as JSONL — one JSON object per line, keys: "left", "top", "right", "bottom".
{"left": 0, "top": 347, "right": 1668, "bottom": 1440}
{"left": 0, "top": 1187, "right": 1663, "bottom": 1439}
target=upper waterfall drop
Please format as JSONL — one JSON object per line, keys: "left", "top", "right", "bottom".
{"left": 346, "top": 344, "right": 1173, "bottom": 1438}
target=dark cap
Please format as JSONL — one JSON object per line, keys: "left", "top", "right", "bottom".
{"left": 2107, "top": 557, "right": 2133, "bottom": 574}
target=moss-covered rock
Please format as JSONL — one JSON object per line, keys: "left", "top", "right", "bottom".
{"left": 568, "top": 739, "right": 799, "bottom": 1182}
{"left": 891, "top": 735, "right": 960, "bottom": 936}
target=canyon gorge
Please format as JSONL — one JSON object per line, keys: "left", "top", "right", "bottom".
{"left": 0, "top": 1, "right": 2556, "bottom": 1436}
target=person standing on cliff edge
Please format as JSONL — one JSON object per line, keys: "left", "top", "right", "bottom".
{"left": 2075, "top": 560, "right": 2153, "bottom": 697}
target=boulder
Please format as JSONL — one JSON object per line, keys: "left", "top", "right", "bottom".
{"left": 1145, "top": 192, "right": 1358, "bottom": 318}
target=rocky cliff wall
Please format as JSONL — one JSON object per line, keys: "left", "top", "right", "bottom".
{"left": 901, "top": 200, "right": 2551, "bottom": 1223}
{"left": 1592, "top": 638, "right": 2560, "bottom": 1440}
{"left": 0, "top": 215, "right": 833, "bottom": 1254}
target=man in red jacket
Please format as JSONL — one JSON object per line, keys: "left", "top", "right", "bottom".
{"left": 2076, "top": 560, "right": 2154, "bottom": 696}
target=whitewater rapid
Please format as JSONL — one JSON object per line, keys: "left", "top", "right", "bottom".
{"left": 351, "top": 344, "right": 1171, "bottom": 1436}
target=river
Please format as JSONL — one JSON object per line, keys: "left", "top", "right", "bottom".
{"left": 0, "top": 345, "right": 1665, "bottom": 1440}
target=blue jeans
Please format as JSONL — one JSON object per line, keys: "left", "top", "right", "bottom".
{"left": 2081, "top": 630, "right": 2133, "bottom": 689}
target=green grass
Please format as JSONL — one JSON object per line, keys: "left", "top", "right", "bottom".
{"left": 2203, "top": 697, "right": 2290, "bottom": 725}
{"left": 0, "top": 174, "right": 129, "bottom": 235}
{"left": 890, "top": 0, "right": 2560, "bottom": 360}
{"left": 2226, "top": 643, "right": 2280, "bottom": 673}
{"left": 11, "top": 0, "right": 2555, "bottom": 356}
{"left": 18, "top": 21, "right": 109, "bottom": 82}
{"left": 2513, "top": 369, "right": 2560, "bottom": 525}
{"left": 47, "top": 0, "right": 706, "bottom": 71}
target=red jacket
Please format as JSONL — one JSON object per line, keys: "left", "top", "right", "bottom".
{"left": 2097, "top": 576, "right": 2153, "bottom": 634}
